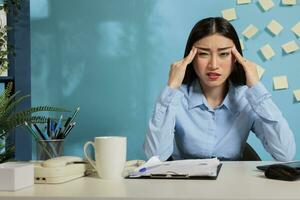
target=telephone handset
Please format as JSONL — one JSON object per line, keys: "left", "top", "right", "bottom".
{"left": 34, "top": 156, "right": 87, "bottom": 184}
{"left": 41, "top": 156, "right": 84, "bottom": 168}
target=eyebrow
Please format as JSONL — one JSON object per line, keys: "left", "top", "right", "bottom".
{"left": 195, "top": 46, "right": 233, "bottom": 51}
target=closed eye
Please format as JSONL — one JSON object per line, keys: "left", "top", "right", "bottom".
{"left": 198, "top": 52, "right": 209, "bottom": 57}
{"left": 219, "top": 52, "right": 230, "bottom": 57}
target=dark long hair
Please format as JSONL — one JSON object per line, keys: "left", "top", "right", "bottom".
{"left": 182, "top": 17, "right": 246, "bottom": 86}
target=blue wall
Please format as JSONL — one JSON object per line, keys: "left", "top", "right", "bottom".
{"left": 30, "top": 0, "right": 300, "bottom": 160}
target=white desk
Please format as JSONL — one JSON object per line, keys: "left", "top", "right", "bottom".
{"left": 0, "top": 161, "right": 299, "bottom": 200}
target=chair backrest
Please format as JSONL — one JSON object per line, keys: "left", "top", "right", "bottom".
{"left": 167, "top": 143, "right": 261, "bottom": 161}
{"left": 241, "top": 143, "right": 261, "bottom": 161}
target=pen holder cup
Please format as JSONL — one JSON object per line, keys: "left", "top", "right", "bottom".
{"left": 36, "top": 139, "right": 64, "bottom": 160}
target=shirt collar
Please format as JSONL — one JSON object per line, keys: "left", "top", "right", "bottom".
{"left": 187, "top": 80, "right": 239, "bottom": 114}
{"left": 187, "top": 80, "right": 206, "bottom": 110}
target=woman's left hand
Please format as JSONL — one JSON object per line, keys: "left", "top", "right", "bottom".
{"left": 231, "top": 47, "right": 259, "bottom": 87}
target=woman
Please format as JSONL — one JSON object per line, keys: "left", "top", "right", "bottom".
{"left": 144, "top": 17, "right": 296, "bottom": 162}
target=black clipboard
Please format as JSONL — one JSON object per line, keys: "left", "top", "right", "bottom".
{"left": 126, "top": 163, "right": 222, "bottom": 180}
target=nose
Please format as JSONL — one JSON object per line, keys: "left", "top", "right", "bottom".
{"left": 208, "top": 54, "right": 219, "bottom": 70}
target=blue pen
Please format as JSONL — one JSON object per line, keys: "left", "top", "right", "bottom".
{"left": 50, "top": 120, "right": 56, "bottom": 139}
{"left": 54, "top": 115, "right": 63, "bottom": 137}
{"left": 139, "top": 164, "right": 163, "bottom": 173}
{"left": 129, "top": 163, "right": 169, "bottom": 177}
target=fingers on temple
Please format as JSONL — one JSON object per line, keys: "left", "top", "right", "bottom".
{"left": 184, "top": 47, "right": 197, "bottom": 65}
{"left": 231, "top": 47, "right": 244, "bottom": 64}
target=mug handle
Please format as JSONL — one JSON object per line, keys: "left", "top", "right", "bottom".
{"left": 83, "top": 141, "right": 97, "bottom": 171}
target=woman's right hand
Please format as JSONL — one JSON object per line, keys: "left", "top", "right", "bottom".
{"left": 168, "top": 47, "right": 197, "bottom": 89}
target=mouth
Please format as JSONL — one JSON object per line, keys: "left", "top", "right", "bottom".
{"left": 207, "top": 72, "right": 221, "bottom": 81}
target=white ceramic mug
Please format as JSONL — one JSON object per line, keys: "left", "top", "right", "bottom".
{"left": 83, "top": 136, "right": 127, "bottom": 180}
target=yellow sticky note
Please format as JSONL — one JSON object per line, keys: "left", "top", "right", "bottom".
{"left": 260, "top": 44, "right": 275, "bottom": 60}
{"left": 273, "top": 76, "right": 288, "bottom": 90}
{"left": 239, "top": 39, "right": 245, "bottom": 50}
{"left": 242, "top": 24, "right": 259, "bottom": 39}
{"left": 267, "top": 20, "right": 283, "bottom": 35}
{"left": 237, "top": 0, "right": 251, "bottom": 4}
{"left": 293, "top": 89, "right": 300, "bottom": 101}
{"left": 292, "top": 21, "right": 300, "bottom": 37}
{"left": 258, "top": 0, "right": 275, "bottom": 11}
{"left": 222, "top": 8, "right": 237, "bottom": 21}
{"left": 282, "top": 40, "right": 299, "bottom": 53}
{"left": 282, "top": 0, "right": 297, "bottom": 5}
{"left": 256, "top": 65, "right": 265, "bottom": 80}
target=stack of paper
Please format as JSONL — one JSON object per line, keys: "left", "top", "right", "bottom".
{"left": 128, "top": 156, "right": 221, "bottom": 178}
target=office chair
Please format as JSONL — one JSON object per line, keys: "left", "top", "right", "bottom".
{"left": 241, "top": 143, "right": 261, "bottom": 161}
{"left": 166, "top": 143, "right": 261, "bottom": 161}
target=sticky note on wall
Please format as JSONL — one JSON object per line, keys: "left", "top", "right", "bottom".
{"left": 292, "top": 21, "right": 300, "bottom": 37}
{"left": 237, "top": 0, "right": 251, "bottom": 4}
{"left": 282, "top": 0, "right": 297, "bottom": 5}
{"left": 260, "top": 44, "right": 275, "bottom": 60}
{"left": 258, "top": 0, "right": 275, "bottom": 11}
{"left": 239, "top": 39, "right": 245, "bottom": 50}
{"left": 273, "top": 76, "right": 288, "bottom": 90}
{"left": 222, "top": 8, "right": 237, "bottom": 21}
{"left": 256, "top": 65, "right": 265, "bottom": 80}
{"left": 294, "top": 90, "right": 300, "bottom": 101}
{"left": 267, "top": 20, "right": 283, "bottom": 35}
{"left": 242, "top": 24, "right": 259, "bottom": 39}
{"left": 282, "top": 40, "right": 299, "bottom": 53}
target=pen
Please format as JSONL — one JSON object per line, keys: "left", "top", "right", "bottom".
{"left": 54, "top": 115, "right": 63, "bottom": 137}
{"left": 63, "top": 122, "right": 76, "bottom": 138}
{"left": 63, "top": 117, "right": 71, "bottom": 129}
{"left": 47, "top": 117, "right": 50, "bottom": 137}
{"left": 62, "top": 107, "right": 80, "bottom": 135}
{"left": 33, "top": 123, "right": 46, "bottom": 140}
{"left": 139, "top": 164, "right": 163, "bottom": 173}
{"left": 50, "top": 120, "right": 56, "bottom": 139}
{"left": 24, "top": 122, "right": 40, "bottom": 141}
{"left": 69, "top": 107, "right": 80, "bottom": 124}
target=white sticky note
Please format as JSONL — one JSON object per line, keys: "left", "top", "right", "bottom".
{"left": 282, "top": 0, "right": 297, "bottom": 5}
{"left": 239, "top": 39, "right": 245, "bottom": 50}
{"left": 258, "top": 0, "right": 275, "bottom": 11}
{"left": 282, "top": 40, "right": 299, "bottom": 53}
{"left": 242, "top": 24, "right": 259, "bottom": 39}
{"left": 222, "top": 8, "right": 237, "bottom": 21}
{"left": 237, "top": 0, "right": 251, "bottom": 4}
{"left": 293, "top": 89, "right": 300, "bottom": 101}
{"left": 273, "top": 76, "right": 288, "bottom": 90}
{"left": 260, "top": 44, "right": 275, "bottom": 60}
{"left": 267, "top": 20, "right": 283, "bottom": 35}
{"left": 256, "top": 65, "right": 265, "bottom": 80}
{"left": 292, "top": 21, "right": 300, "bottom": 37}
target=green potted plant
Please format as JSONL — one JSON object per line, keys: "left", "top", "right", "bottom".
{"left": 0, "top": 82, "right": 69, "bottom": 163}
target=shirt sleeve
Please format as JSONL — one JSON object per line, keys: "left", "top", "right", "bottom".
{"left": 143, "top": 86, "right": 183, "bottom": 161}
{"left": 245, "top": 82, "right": 296, "bottom": 161}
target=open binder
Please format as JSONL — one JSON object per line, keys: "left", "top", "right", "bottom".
{"left": 126, "top": 156, "right": 222, "bottom": 179}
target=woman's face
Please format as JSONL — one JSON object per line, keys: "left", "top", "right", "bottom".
{"left": 192, "top": 33, "right": 235, "bottom": 91}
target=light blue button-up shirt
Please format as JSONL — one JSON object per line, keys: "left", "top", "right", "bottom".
{"left": 144, "top": 80, "right": 296, "bottom": 162}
